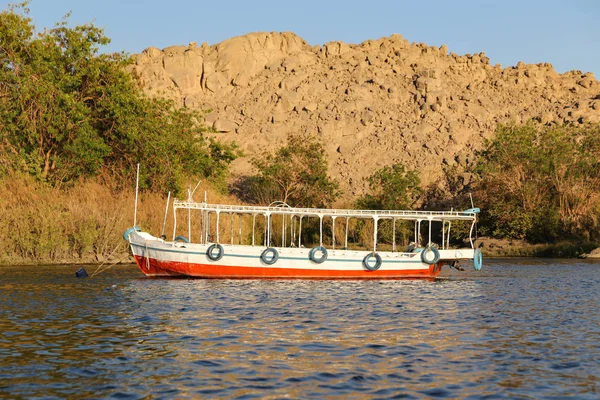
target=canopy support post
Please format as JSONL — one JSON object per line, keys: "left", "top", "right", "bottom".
{"left": 252, "top": 214, "right": 256, "bottom": 246}
{"left": 332, "top": 216, "right": 336, "bottom": 250}
{"left": 373, "top": 216, "right": 379, "bottom": 252}
{"left": 267, "top": 214, "right": 271, "bottom": 247}
{"left": 173, "top": 207, "right": 177, "bottom": 241}
{"left": 239, "top": 213, "right": 243, "bottom": 245}
{"left": 299, "top": 216, "right": 303, "bottom": 248}
{"left": 345, "top": 217, "right": 349, "bottom": 249}
{"left": 319, "top": 215, "right": 324, "bottom": 247}
{"left": 282, "top": 214, "right": 285, "bottom": 248}
{"left": 392, "top": 217, "right": 396, "bottom": 252}
{"left": 161, "top": 191, "right": 171, "bottom": 239}
{"left": 216, "top": 211, "right": 220, "bottom": 243}
{"left": 428, "top": 217, "right": 433, "bottom": 247}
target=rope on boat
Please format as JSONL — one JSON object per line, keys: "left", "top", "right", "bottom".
{"left": 145, "top": 240, "right": 150, "bottom": 270}
{"left": 90, "top": 241, "right": 127, "bottom": 277}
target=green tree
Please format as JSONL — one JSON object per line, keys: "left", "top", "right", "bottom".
{"left": 356, "top": 162, "right": 422, "bottom": 210}
{"left": 474, "top": 123, "right": 600, "bottom": 242}
{"left": 245, "top": 133, "right": 339, "bottom": 207}
{"left": 354, "top": 163, "right": 422, "bottom": 247}
{"left": 0, "top": 3, "right": 237, "bottom": 194}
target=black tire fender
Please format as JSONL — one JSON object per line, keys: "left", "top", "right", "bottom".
{"left": 308, "top": 246, "right": 328, "bottom": 264}
{"left": 421, "top": 247, "right": 440, "bottom": 264}
{"left": 363, "top": 252, "right": 382, "bottom": 271}
{"left": 260, "top": 247, "right": 279, "bottom": 265}
{"left": 207, "top": 243, "right": 224, "bottom": 261}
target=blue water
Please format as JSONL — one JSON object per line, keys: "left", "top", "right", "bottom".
{"left": 0, "top": 259, "right": 599, "bottom": 399}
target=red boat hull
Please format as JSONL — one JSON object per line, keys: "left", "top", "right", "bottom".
{"left": 134, "top": 255, "right": 442, "bottom": 279}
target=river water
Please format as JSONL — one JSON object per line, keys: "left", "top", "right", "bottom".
{"left": 0, "top": 259, "right": 598, "bottom": 399}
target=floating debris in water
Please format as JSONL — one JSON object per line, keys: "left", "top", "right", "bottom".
{"left": 75, "top": 268, "right": 88, "bottom": 278}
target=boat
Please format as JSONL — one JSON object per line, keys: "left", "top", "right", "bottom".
{"left": 123, "top": 195, "right": 483, "bottom": 279}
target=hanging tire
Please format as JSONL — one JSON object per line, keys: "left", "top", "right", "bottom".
{"left": 309, "top": 246, "right": 328, "bottom": 264}
{"left": 421, "top": 247, "right": 440, "bottom": 264}
{"left": 174, "top": 235, "right": 190, "bottom": 243}
{"left": 207, "top": 243, "right": 224, "bottom": 261}
{"left": 260, "top": 247, "right": 279, "bottom": 265}
{"left": 473, "top": 248, "right": 483, "bottom": 271}
{"left": 363, "top": 252, "right": 382, "bottom": 271}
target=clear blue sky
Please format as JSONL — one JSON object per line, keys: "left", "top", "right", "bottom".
{"left": 4, "top": 0, "right": 600, "bottom": 76}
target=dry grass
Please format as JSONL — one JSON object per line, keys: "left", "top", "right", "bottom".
{"left": 0, "top": 174, "right": 416, "bottom": 265}
{"left": 0, "top": 175, "right": 238, "bottom": 264}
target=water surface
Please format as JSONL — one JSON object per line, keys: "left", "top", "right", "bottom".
{"left": 1, "top": 259, "right": 599, "bottom": 398}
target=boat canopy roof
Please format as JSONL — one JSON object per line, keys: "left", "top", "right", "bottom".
{"left": 173, "top": 200, "right": 478, "bottom": 222}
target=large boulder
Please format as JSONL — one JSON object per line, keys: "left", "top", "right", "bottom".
{"left": 213, "top": 119, "right": 239, "bottom": 133}
{"left": 582, "top": 248, "right": 600, "bottom": 259}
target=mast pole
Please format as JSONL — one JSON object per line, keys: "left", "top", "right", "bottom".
{"left": 133, "top": 163, "right": 140, "bottom": 227}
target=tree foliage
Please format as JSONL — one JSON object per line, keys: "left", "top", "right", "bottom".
{"left": 354, "top": 162, "right": 422, "bottom": 247}
{"left": 244, "top": 133, "right": 339, "bottom": 207}
{"left": 0, "top": 3, "right": 237, "bottom": 194}
{"left": 356, "top": 162, "right": 422, "bottom": 210}
{"left": 474, "top": 123, "right": 600, "bottom": 242}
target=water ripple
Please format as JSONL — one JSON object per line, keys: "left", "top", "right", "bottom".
{"left": 0, "top": 260, "right": 599, "bottom": 398}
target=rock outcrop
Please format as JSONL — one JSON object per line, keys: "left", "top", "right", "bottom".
{"left": 581, "top": 248, "right": 600, "bottom": 259}
{"left": 130, "top": 32, "right": 600, "bottom": 198}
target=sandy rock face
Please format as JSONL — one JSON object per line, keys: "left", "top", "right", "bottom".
{"left": 130, "top": 32, "right": 600, "bottom": 199}
{"left": 581, "top": 248, "right": 600, "bottom": 259}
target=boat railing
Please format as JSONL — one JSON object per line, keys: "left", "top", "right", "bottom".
{"left": 168, "top": 199, "right": 479, "bottom": 251}
{"left": 172, "top": 200, "right": 477, "bottom": 221}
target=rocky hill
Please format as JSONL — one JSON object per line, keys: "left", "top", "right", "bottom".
{"left": 130, "top": 32, "right": 600, "bottom": 199}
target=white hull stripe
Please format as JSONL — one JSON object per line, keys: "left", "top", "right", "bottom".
{"left": 131, "top": 243, "right": 428, "bottom": 264}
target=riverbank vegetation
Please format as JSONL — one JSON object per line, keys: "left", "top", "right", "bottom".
{"left": 0, "top": 4, "right": 598, "bottom": 263}
{"left": 0, "top": 4, "right": 238, "bottom": 263}
{"left": 233, "top": 133, "right": 339, "bottom": 208}
{"left": 475, "top": 123, "right": 600, "bottom": 244}
{"left": 433, "top": 123, "right": 600, "bottom": 255}
{"left": 0, "top": 3, "right": 237, "bottom": 195}
{"left": 0, "top": 174, "right": 237, "bottom": 264}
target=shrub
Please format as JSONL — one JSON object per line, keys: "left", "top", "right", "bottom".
{"left": 0, "top": 4, "right": 237, "bottom": 195}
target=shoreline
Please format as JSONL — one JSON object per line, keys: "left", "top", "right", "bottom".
{"left": 476, "top": 237, "right": 600, "bottom": 258}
